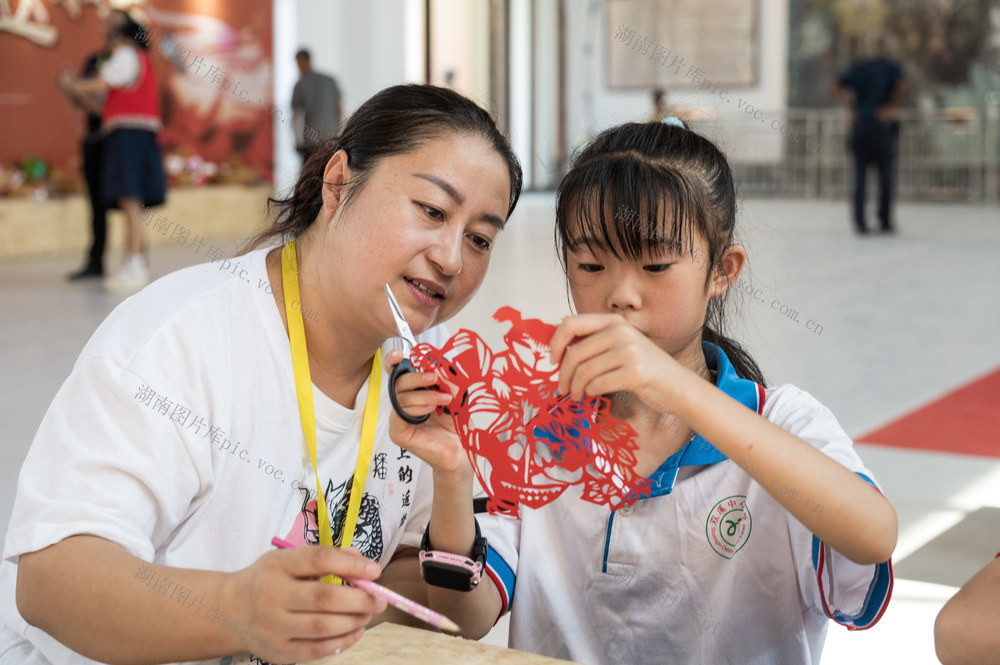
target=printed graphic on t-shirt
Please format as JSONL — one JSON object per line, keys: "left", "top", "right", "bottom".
{"left": 223, "top": 453, "right": 419, "bottom": 664}
{"left": 372, "top": 448, "right": 418, "bottom": 530}
{"left": 287, "top": 477, "right": 384, "bottom": 562}
{"left": 705, "top": 495, "right": 752, "bottom": 559}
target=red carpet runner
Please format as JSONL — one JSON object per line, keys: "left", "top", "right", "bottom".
{"left": 858, "top": 368, "right": 1000, "bottom": 458}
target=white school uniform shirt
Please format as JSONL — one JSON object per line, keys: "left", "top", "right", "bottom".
{"left": 0, "top": 246, "right": 443, "bottom": 665}
{"left": 481, "top": 342, "right": 893, "bottom": 665}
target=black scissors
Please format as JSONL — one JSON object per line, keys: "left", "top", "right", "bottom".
{"left": 385, "top": 283, "right": 430, "bottom": 425}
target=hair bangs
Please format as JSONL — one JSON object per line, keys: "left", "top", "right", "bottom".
{"left": 557, "top": 153, "right": 702, "bottom": 263}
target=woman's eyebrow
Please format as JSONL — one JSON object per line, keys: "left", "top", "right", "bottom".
{"left": 413, "top": 172, "right": 505, "bottom": 230}
{"left": 414, "top": 173, "right": 464, "bottom": 204}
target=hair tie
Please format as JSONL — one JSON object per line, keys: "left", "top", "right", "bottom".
{"left": 662, "top": 116, "right": 685, "bottom": 128}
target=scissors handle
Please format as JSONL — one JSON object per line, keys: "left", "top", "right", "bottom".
{"left": 389, "top": 358, "right": 430, "bottom": 425}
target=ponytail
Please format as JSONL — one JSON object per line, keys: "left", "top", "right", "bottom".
{"left": 246, "top": 146, "right": 335, "bottom": 251}
{"left": 703, "top": 326, "right": 766, "bottom": 386}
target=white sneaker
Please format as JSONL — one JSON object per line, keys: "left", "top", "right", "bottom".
{"left": 103, "top": 255, "right": 150, "bottom": 295}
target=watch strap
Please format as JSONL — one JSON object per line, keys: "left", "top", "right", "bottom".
{"left": 419, "top": 518, "right": 488, "bottom": 590}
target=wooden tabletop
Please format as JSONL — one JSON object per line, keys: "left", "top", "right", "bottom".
{"left": 304, "top": 623, "right": 580, "bottom": 664}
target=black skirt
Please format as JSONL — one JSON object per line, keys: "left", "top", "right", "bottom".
{"left": 101, "top": 128, "right": 167, "bottom": 209}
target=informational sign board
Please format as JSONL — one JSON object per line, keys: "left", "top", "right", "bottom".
{"left": 606, "top": 0, "right": 757, "bottom": 90}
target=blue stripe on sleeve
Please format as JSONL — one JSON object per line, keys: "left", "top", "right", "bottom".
{"left": 812, "top": 471, "right": 893, "bottom": 629}
{"left": 855, "top": 472, "right": 878, "bottom": 489}
{"left": 485, "top": 544, "right": 516, "bottom": 611}
{"left": 842, "top": 559, "right": 892, "bottom": 628}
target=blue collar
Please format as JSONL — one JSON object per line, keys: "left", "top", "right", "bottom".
{"left": 644, "top": 341, "right": 764, "bottom": 498}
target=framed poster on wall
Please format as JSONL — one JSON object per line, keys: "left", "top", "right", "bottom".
{"left": 606, "top": 0, "right": 757, "bottom": 91}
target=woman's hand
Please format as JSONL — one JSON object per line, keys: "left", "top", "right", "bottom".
{"left": 382, "top": 351, "right": 477, "bottom": 580}
{"left": 383, "top": 350, "right": 469, "bottom": 477}
{"left": 223, "top": 546, "right": 387, "bottom": 664}
{"left": 548, "top": 314, "right": 692, "bottom": 409}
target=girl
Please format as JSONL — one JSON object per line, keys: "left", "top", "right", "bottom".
{"left": 0, "top": 84, "right": 521, "bottom": 665}
{"left": 389, "top": 118, "right": 896, "bottom": 665}
{"left": 60, "top": 9, "right": 168, "bottom": 295}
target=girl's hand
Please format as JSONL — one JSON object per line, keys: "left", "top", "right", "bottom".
{"left": 383, "top": 350, "right": 469, "bottom": 477}
{"left": 548, "top": 313, "right": 688, "bottom": 406}
{"left": 223, "top": 547, "right": 387, "bottom": 664}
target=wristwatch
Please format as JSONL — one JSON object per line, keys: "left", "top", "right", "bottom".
{"left": 419, "top": 519, "right": 487, "bottom": 591}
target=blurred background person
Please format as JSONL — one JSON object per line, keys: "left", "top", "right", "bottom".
{"left": 60, "top": 8, "right": 166, "bottom": 295}
{"left": 648, "top": 88, "right": 668, "bottom": 122}
{"left": 831, "top": 34, "right": 910, "bottom": 235}
{"left": 60, "top": 43, "right": 111, "bottom": 281}
{"left": 291, "top": 48, "right": 342, "bottom": 164}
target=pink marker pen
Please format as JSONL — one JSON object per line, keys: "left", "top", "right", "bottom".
{"left": 270, "top": 536, "right": 461, "bottom": 633}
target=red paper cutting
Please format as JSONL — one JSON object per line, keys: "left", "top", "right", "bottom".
{"left": 409, "top": 307, "right": 651, "bottom": 517}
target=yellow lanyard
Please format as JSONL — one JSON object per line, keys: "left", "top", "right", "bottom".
{"left": 281, "top": 240, "right": 381, "bottom": 584}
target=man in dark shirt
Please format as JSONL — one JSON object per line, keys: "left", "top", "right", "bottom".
{"left": 62, "top": 47, "right": 111, "bottom": 279}
{"left": 291, "top": 49, "right": 342, "bottom": 164}
{"left": 832, "top": 38, "right": 910, "bottom": 234}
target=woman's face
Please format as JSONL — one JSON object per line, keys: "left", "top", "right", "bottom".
{"left": 312, "top": 132, "right": 511, "bottom": 338}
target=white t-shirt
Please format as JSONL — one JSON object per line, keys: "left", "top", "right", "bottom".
{"left": 99, "top": 44, "right": 140, "bottom": 89}
{"left": 481, "top": 343, "right": 893, "bottom": 665}
{"left": 0, "top": 247, "right": 445, "bottom": 665}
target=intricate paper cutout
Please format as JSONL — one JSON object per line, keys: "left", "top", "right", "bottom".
{"left": 410, "top": 307, "right": 651, "bottom": 517}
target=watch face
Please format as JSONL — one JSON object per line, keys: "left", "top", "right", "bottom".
{"left": 423, "top": 562, "right": 474, "bottom": 590}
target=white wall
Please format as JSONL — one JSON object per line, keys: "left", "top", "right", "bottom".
{"left": 563, "top": 0, "right": 790, "bottom": 161}
{"left": 428, "top": 0, "right": 491, "bottom": 105}
{"left": 273, "top": 0, "right": 422, "bottom": 193}
{"left": 511, "top": 0, "right": 564, "bottom": 190}
{"left": 273, "top": 0, "right": 792, "bottom": 190}
{"left": 272, "top": 0, "right": 298, "bottom": 195}
{"left": 531, "top": 0, "right": 563, "bottom": 189}
{"left": 510, "top": 0, "right": 534, "bottom": 187}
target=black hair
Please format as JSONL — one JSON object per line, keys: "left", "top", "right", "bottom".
{"left": 248, "top": 84, "right": 522, "bottom": 250}
{"left": 554, "top": 120, "right": 766, "bottom": 385}
{"left": 113, "top": 10, "right": 149, "bottom": 50}
{"left": 295, "top": 48, "right": 311, "bottom": 61}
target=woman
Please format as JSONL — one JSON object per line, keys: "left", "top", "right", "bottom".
{"left": 0, "top": 84, "right": 521, "bottom": 665}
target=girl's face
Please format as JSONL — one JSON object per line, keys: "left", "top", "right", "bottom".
{"left": 314, "top": 132, "right": 511, "bottom": 337}
{"left": 565, "top": 213, "right": 736, "bottom": 361}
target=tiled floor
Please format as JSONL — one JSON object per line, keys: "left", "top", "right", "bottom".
{"left": 1, "top": 193, "right": 998, "bottom": 664}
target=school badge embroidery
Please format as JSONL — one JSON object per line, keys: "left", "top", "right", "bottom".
{"left": 706, "top": 495, "right": 752, "bottom": 559}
